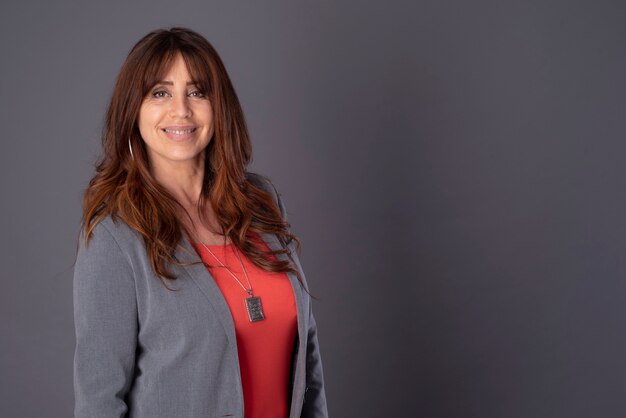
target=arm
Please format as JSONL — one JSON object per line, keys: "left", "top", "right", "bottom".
{"left": 73, "top": 221, "right": 138, "bottom": 418}
{"left": 265, "top": 177, "right": 329, "bottom": 417}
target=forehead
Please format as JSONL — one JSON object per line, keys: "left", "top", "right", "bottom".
{"left": 147, "top": 53, "right": 192, "bottom": 84}
{"left": 158, "top": 54, "right": 192, "bottom": 81}
{"left": 143, "top": 49, "right": 211, "bottom": 94}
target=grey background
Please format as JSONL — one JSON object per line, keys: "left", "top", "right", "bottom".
{"left": 1, "top": 0, "right": 625, "bottom": 417}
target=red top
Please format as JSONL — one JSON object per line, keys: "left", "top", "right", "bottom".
{"left": 191, "top": 235, "right": 297, "bottom": 418}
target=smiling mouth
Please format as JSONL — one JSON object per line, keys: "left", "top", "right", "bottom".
{"left": 162, "top": 127, "right": 197, "bottom": 134}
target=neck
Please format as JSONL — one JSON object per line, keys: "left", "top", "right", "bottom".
{"left": 150, "top": 154, "right": 206, "bottom": 209}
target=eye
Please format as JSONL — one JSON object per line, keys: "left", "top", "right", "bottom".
{"left": 189, "top": 90, "right": 205, "bottom": 98}
{"left": 151, "top": 90, "right": 169, "bottom": 98}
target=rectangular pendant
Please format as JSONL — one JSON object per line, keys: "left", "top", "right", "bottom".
{"left": 246, "top": 296, "right": 265, "bottom": 322}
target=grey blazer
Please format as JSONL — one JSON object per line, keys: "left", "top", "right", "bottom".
{"left": 73, "top": 173, "right": 328, "bottom": 418}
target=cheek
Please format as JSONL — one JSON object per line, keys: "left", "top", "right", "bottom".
{"left": 138, "top": 105, "right": 159, "bottom": 135}
{"left": 197, "top": 102, "right": 214, "bottom": 124}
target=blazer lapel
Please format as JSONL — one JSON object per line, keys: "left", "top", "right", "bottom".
{"left": 173, "top": 237, "right": 239, "bottom": 349}
{"left": 258, "top": 232, "right": 306, "bottom": 346}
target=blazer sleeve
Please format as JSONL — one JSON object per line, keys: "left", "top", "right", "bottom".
{"left": 73, "top": 221, "right": 138, "bottom": 418}
{"left": 267, "top": 179, "right": 329, "bottom": 417}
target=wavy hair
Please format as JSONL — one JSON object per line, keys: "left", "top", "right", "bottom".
{"left": 79, "top": 27, "right": 305, "bottom": 290}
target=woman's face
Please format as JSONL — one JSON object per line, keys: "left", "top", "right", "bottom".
{"left": 138, "top": 53, "right": 214, "bottom": 170}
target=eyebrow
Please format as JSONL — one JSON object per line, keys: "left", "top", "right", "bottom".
{"left": 153, "top": 81, "right": 198, "bottom": 86}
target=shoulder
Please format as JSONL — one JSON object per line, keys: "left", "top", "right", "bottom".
{"left": 74, "top": 215, "right": 136, "bottom": 282}
{"left": 246, "top": 171, "right": 273, "bottom": 190}
{"left": 246, "top": 171, "right": 281, "bottom": 201}
{"left": 75, "top": 214, "right": 151, "bottom": 285}
{"left": 79, "top": 214, "right": 143, "bottom": 259}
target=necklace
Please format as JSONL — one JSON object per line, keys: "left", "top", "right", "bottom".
{"left": 201, "top": 242, "right": 265, "bottom": 322}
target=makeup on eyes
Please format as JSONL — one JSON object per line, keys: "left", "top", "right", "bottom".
{"left": 149, "top": 86, "right": 205, "bottom": 98}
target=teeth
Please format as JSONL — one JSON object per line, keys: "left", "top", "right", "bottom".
{"left": 164, "top": 128, "right": 195, "bottom": 134}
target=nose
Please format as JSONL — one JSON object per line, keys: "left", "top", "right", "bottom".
{"left": 168, "top": 94, "right": 192, "bottom": 118}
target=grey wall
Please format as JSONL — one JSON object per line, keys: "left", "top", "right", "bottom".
{"left": 1, "top": 0, "right": 625, "bottom": 417}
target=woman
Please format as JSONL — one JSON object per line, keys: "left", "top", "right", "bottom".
{"left": 73, "top": 27, "right": 328, "bottom": 418}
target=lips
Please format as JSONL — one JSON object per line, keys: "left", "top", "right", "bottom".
{"left": 162, "top": 125, "right": 197, "bottom": 133}
{"left": 164, "top": 128, "right": 195, "bottom": 134}
{"left": 161, "top": 125, "right": 198, "bottom": 141}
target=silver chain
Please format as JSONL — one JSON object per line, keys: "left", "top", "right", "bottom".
{"left": 201, "top": 242, "right": 254, "bottom": 296}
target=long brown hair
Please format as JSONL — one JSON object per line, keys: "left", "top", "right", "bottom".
{"left": 80, "top": 27, "right": 305, "bottom": 290}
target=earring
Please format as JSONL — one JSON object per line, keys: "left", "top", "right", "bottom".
{"left": 128, "top": 137, "right": 134, "bottom": 160}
